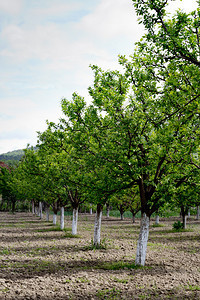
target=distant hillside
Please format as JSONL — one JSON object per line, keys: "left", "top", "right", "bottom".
{"left": 0, "top": 147, "right": 37, "bottom": 163}
{"left": 0, "top": 149, "right": 25, "bottom": 162}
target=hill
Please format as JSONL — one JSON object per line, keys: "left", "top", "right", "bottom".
{"left": 0, "top": 147, "right": 37, "bottom": 164}
{"left": 0, "top": 149, "right": 25, "bottom": 162}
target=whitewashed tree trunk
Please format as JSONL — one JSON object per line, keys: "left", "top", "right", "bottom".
{"left": 188, "top": 208, "right": 190, "bottom": 218}
{"left": 183, "top": 215, "right": 187, "bottom": 229}
{"left": 197, "top": 206, "right": 200, "bottom": 220}
{"left": 155, "top": 215, "right": 159, "bottom": 225}
{"left": 135, "top": 213, "right": 150, "bottom": 266}
{"left": 93, "top": 205, "right": 103, "bottom": 246}
{"left": 39, "top": 202, "right": 43, "bottom": 219}
{"left": 106, "top": 206, "right": 110, "bottom": 218}
{"left": 32, "top": 201, "right": 35, "bottom": 215}
{"left": 60, "top": 207, "right": 65, "bottom": 230}
{"left": 72, "top": 208, "right": 78, "bottom": 235}
{"left": 90, "top": 204, "right": 93, "bottom": 215}
{"left": 37, "top": 207, "right": 40, "bottom": 217}
{"left": 53, "top": 213, "right": 57, "bottom": 225}
{"left": 46, "top": 207, "right": 49, "bottom": 222}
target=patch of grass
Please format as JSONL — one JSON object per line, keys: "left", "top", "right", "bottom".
{"left": 63, "top": 227, "right": 72, "bottom": 232}
{"left": 184, "top": 284, "right": 200, "bottom": 291}
{"left": 96, "top": 261, "right": 145, "bottom": 270}
{"left": 0, "top": 288, "right": 9, "bottom": 293}
{"left": 96, "top": 288, "right": 121, "bottom": 299}
{"left": 147, "top": 242, "right": 165, "bottom": 249}
{"left": 77, "top": 277, "right": 90, "bottom": 283}
{"left": 86, "top": 238, "right": 108, "bottom": 250}
{"left": 173, "top": 221, "right": 184, "bottom": 231}
{"left": 152, "top": 223, "right": 165, "bottom": 228}
{"left": 113, "top": 277, "right": 129, "bottom": 284}
{"left": 0, "top": 224, "right": 16, "bottom": 228}
{"left": 0, "top": 248, "right": 11, "bottom": 255}
{"left": 36, "top": 226, "right": 62, "bottom": 232}
{"left": 64, "top": 232, "right": 81, "bottom": 238}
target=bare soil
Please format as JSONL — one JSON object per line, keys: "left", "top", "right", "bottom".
{"left": 0, "top": 212, "right": 200, "bottom": 299}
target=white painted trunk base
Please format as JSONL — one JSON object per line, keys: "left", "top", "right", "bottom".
{"left": 39, "top": 202, "right": 43, "bottom": 219}
{"left": 90, "top": 208, "right": 93, "bottom": 215}
{"left": 155, "top": 215, "right": 159, "bottom": 225}
{"left": 197, "top": 206, "right": 200, "bottom": 220}
{"left": 106, "top": 208, "right": 110, "bottom": 218}
{"left": 188, "top": 209, "right": 190, "bottom": 218}
{"left": 135, "top": 213, "right": 150, "bottom": 266}
{"left": 93, "top": 210, "right": 102, "bottom": 245}
{"left": 60, "top": 207, "right": 65, "bottom": 230}
{"left": 46, "top": 207, "right": 49, "bottom": 222}
{"left": 53, "top": 214, "right": 57, "bottom": 225}
{"left": 32, "top": 201, "right": 34, "bottom": 215}
{"left": 183, "top": 215, "right": 187, "bottom": 229}
{"left": 37, "top": 207, "right": 40, "bottom": 217}
{"left": 72, "top": 208, "right": 78, "bottom": 235}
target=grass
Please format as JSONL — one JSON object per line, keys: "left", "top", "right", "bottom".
{"left": 152, "top": 223, "right": 165, "bottom": 228}
{"left": 96, "top": 288, "right": 121, "bottom": 299}
{"left": 184, "top": 284, "right": 200, "bottom": 291}
{"left": 85, "top": 238, "right": 109, "bottom": 250}
{"left": 64, "top": 232, "right": 81, "bottom": 238}
{"left": 95, "top": 261, "right": 145, "bottom": 271}
{"left": 113, "top": 277, "right": 129, "bottom": 284}
{"left": 0, "top": 248, "right": 11, "bottom": 255}
{"left": 36, "top": 226, "right": 72, "bottom": 232}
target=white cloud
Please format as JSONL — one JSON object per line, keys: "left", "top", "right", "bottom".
{"left": 0, "top": 0, "right": 23, "bottom": 15}
{"left": 167, "top": 0, "right": 198, "bottom": 13}
{"left": 31, "top": 2, "right": 81, "bottom": 17}
{"left": 0, "top": 96, "right": 61, "bottom": 153}
{"left": 76, "top": 0, "right": 143, "bottom": 40}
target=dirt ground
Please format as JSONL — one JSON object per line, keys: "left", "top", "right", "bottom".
{"left": 0, "top": 212, "right": 200, "bottom": 300}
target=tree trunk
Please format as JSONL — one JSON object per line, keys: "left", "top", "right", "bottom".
{"left": 132, "top": 213, "right": 135, "bottom": 224}
{"left": 11, "top": 200, "right": 16, "bottom": 214}
{"left": 93, "top": 204, "right": 103, "bottom": 246}
{"left": 106, "top": 204, "right": 110, "bottom": 218}
{"left": 60, "top": 207, "right": 65, "bottom": 230}
{"left": 37, "top": 206, "right": 40, "bottom": 217}
{"left": 155, "top": 215, "right": 159, "bottom": 225}
{"left": 188, "top": 208, "right": 190, "bottom": 218}
{"left": 46, "top": 206, "right": 49, "bottom": 222}
{"left": 53, "top": 213, "right": 57, "bottom": 225}
{"left": 72, "top": 208, "right": 78, "bottom": 235}
{"left": 183, "top": 214, "right": 187, "bottom": 229}
{"left": 135, "top": 213, "right": 150, "bottom": 266}
{"left": 197, "top": 206, "right": 200, "bottom": 220}
{"left": 120, "top": 212, "right": 124, "bottom": 220}
{"left": 89, "top": 204, "right": 93, "bottom": 215}
{"left": 39, "top": 202, "right": 43, "bottom": 219}
{"left": 32, "top": 200, "right": 35, "bottom": 214}
{"left": 181, "top": 206, "right": 187, "bottom": 229}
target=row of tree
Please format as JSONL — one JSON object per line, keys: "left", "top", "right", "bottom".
{"left": 0, "top": 0, "right": 200, "bottom": 266}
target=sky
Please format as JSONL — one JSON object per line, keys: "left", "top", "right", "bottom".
{"left": 0, "top": 0, "right": 198, "bottom": 154}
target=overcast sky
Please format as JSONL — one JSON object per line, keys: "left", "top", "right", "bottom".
{"left": 0, "top": 0, "right": 198, "bottom": 154}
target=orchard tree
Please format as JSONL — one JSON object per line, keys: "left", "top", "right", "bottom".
{"left": 37, "top": 125, "right": 89, "bottom": 234}
{"left": 60, "top": 43, "right": 199, "bottom": 263}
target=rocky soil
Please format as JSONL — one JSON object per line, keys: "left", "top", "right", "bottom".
{"left": 0, "top": 212, "right": 200, "bottom": 299}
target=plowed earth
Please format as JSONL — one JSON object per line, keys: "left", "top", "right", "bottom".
{"left": 0, "top": 212, "right": 200, "bottom": 299}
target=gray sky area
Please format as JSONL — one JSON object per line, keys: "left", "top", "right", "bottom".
{"left": 0, "top": 0, "right": 198, "bottom": 154}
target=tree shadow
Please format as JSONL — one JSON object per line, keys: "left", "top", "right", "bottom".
{"left": 0, "top": 256, "right": 171, "bottom": 281}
